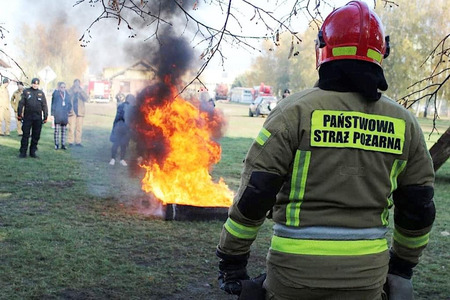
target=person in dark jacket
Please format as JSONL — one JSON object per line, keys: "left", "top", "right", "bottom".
{"left": 282, "top": 88, "right": 291, "bottom": 99}
{"left": 18, "top": 78, "right": 48, "bottom": 158}
{"left": 109, "top": 94, "right": 136, "bottom": 166}
{"left": 115, "top": 89, "right": 126, "bottom": 106}
{"left": 51, "top": 82, "right": 72, "bottom": 150}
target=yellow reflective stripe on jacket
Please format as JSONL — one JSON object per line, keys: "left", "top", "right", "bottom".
{"left": 381, "top": 201, "right": 392, "bottom": 226}
{"left": 286, "top": 150, "right": 311, "bottom": 227}
{"left": 255, "top": 127, "right": 271, "bottom": 146}
{"left": 271, "top": 235, "right": 388, "bottom": 256}
{"left": 224, "top": 218, "right": 260, "bottom": 240}
{"left": 381, "top": 159, "right": 407, "bottom": 226}
{"left": 393, "top": 229, "right": 430, "bottom": 249}
{"left": 390, "top": 159, "right": 407, "bottom": 193}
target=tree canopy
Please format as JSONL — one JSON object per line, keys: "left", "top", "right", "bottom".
{"left": 233, "top": 0, "right": 449, "bottom": 106}
{"left": 11, "top": 17, "right": 88, "bottom": 89}
{"left": 0, "top": 0, "right": 447, "bottom": 112}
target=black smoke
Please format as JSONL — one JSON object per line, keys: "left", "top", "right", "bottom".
{"left": 126, "top": 1, "right": 203, "bottom": 174}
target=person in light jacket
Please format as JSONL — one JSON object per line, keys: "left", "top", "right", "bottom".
{"left": 68, "top": 78, "right": 88, "bottom": 147}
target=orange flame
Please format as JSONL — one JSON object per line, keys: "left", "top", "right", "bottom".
{"left": 139, "top": 80, "right": 233, "bottom": 207}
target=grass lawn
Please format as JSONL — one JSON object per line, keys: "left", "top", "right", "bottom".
{"left": 0, "top": 100, "right": 448, "bottom": 299}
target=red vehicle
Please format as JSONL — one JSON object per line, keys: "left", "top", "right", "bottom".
{"left": 252, "top": 83, "right": 273, "bottom": 99}
{"left": 214, "top": 83, "right": 229, "bottom": 101}
{"left": 88, "top": 80, "right": 112, "bottom": 103}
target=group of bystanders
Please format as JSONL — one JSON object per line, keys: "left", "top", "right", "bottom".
{"left": 0, "top": 77, "right": 87, "bottom": 158}
{"left": 1, "top": 76, "right": 137, "bottom": 167}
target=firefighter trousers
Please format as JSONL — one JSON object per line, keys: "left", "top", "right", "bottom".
{"left": 263, "top": 262, "right": 387, "bottom": 300}
{"left": 0, "top": 107, "right": 10, "bottom": 135}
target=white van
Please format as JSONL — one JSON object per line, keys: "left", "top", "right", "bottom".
{"left": 230, "top": 87, "right": 253, "bottom": 103}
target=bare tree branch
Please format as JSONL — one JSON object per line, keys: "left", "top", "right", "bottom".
{"left": 178, "top": 0, "right": 233, "bottom": 94}
{"left": 0, "top": 24, "right": 27, "bottom": 80}
{"left": 73, "top": 0, "right": 447, "bottom": 134}
{"left": 74, "top": 0, "right": 171, "bottom": 46}
{"left": 75, "top": 0, "right": 344, "bottom": 70}
{"left": 397, "top": 34, "right": 449, "bottom": 134}
{"left": 398, "top": 34, "right": 449, "bottom": 109}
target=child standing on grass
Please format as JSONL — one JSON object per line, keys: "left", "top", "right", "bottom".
{"left": 109, "top": 94, "right": 135, "bottom": 166}
{"left": 51, "top": 82, "right": 72, "bottom": 150}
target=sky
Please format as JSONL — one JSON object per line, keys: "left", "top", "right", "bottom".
{"left": 0, "top": 0, "right": 369, "bottom": 86}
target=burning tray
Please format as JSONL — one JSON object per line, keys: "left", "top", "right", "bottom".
{"left": 164, "top": 204, "right": 229, "bottom": 221}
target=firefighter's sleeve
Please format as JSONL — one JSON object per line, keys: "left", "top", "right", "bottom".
{"left": 218, "top": 108, "right": 297, "bottom": 256}
{"left": 390, "top": 118, "right": 435, "bottom": 279}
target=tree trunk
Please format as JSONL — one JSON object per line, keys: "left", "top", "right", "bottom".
{"left": 429, "top": 126, "right": 450, "bottom": 172}
{"left": 423, "top": 98, "right": 430, "bottom": 118}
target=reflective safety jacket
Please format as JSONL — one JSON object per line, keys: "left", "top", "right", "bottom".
{"left": 218, "top": 88, "right": 435, "bottom": 289}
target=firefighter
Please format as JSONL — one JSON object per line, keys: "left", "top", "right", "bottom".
{"left": 11, "top": 81, "right": 24, "bottom": 136}
{"left": 216, "top": 2, "right": 435, "bottom": 300}
{"left": 0, "top": 78, "right": 11, "bottom": 136}
{"left": 18, "top": 78, "right": 48, "bottom": 158}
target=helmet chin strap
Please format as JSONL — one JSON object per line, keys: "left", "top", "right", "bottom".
{"left": 384, "top": 36, "right": 391, "bottom": 59}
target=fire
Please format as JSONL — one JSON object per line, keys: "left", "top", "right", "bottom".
{"left": 139, "top": 79, "right": 233, "bottom": 208}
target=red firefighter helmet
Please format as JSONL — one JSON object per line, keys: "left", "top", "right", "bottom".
{"left": 315, "top": 1, "right": 390, "bottom": 68}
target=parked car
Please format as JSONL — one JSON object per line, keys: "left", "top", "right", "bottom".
{"left": 249, "top": 96, "right": 278, "bottom": 117}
